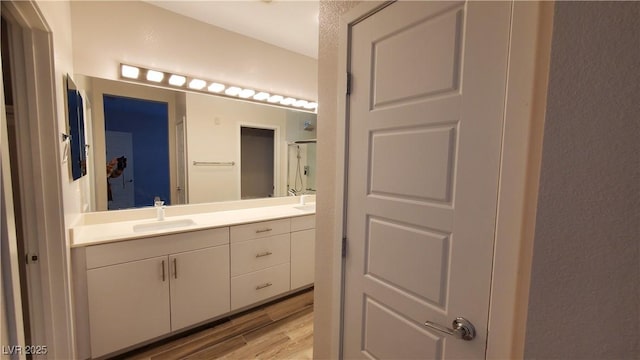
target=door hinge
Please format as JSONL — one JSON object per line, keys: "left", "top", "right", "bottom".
{"left": 346, "top": 72, "right": 352, "bottom": 96}
{"left": 342, "top": 237, "right": 347, "bottom": 258}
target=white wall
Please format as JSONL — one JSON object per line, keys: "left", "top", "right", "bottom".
{"left": 185, "top": 93, "right": 289, "bottom": 203}
{"left": 69, "top": 1, "right": 318, "bottom": 101}
{"left": 35, "top": 1, "right": 82, "bottom": 230}
{"left": 524, "top": 2, "right": 640, "bottom": 358}
{"left": 286, "top": 110, "right": 317, "bottom": 142}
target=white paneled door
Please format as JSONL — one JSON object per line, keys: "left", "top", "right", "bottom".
{"left": 342, "top": 1, "right": 511, "bottom": 359}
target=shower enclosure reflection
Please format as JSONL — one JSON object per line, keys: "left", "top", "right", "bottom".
{"left": 287, "top": 140, "right": 317, "bottom": 196}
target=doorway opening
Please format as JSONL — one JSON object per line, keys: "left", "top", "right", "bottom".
{"left": 103, "top": 95, "right": 170, "bottom": 210}
{"left": 1, "top": 13, "right": 32, "bottom": 348}
{"left": 240, "top": 126, "right": 275, "bottom": 199}
{"left": 1, "top": 2, "right": 74, "bottom": 356}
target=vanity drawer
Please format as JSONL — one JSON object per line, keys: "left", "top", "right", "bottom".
{"left": 231, "top": 234, "right": 290, "bottom": 277}
{"left": 291, "top": 215, "right": 315, "bottom": 232}
{"left": 230, "top": 218, "right": 290, "bottom": 243}
{"left": 231, "top": 263, "right": 290, "bottom": 310}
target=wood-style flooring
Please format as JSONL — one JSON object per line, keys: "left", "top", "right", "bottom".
{"left": 118, "top": 289, "right": 314, "bottom": 360}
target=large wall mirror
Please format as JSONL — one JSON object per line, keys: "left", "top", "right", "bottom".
{"left": 79, "top": 75, "right": 317, "bottom": 211}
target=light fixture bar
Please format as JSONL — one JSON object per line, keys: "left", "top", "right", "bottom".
{"left": 119, "top": 63, "right": 317, "bottom": 113}
{"left": 121, "top": 65, "right": 140, "bottom": 79}
{"left": 239, "top": 89, "right": 256, "bottom": 99}
{"left": 225, "top": 86, "right": 242, "bottom": 96}
{"left": 146, "top": 70, "right": 164, "bottom": 82}
{"left": 293, "top": 99, "right": 309, "bottom": 108}
{"left": 268, "top": 95, "right": 284, "bottom": 103}
{"left": 254, "top": 92, "right": 270, "bottom": 101}
{"left": 188, "top": 79, "right": 207, "bottom": 90}
{"left": 304, "top": 102, "right": 318, "bottom": 110}
{"left": 280, "top": 97, "right": 296, "bottom": 106}
{"left": 208, "top": 83, "right": 225, "bottom": 93}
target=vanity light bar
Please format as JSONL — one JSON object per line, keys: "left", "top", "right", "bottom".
{"left": 121, "top": 64, "right": 140, "bottom": 79}
{"left": 146, "top": 69, "right": 164, "bottom": 82}
{"left": 267, "top": 95, "right": 283, "bottom": 103}
{"left": 119, "top": 63, "right": 317, "bottom": 113}
{"left": 168, "top": 74, "right": 186, "bottom": 86}
{"left": 225, "top": 86, "right": 242, "bottom": 96}
{"left": 188, "top": 79, "right": 207, "bottom": 90}
{"left": 208, "top": 83, "right": 225, "bottom": 93}
{"left": 239, "top": 89, "right": 256, "bottom": 99}
{"left": 253, "top": 92, "right": 270, "bottom": 101}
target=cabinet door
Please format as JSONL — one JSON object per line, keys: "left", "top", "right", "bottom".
{"left": 169, "top": 245, "right": 230, "bottom": 330}
{"left": 291, "top": 229, "right": 315, "bottom": 289}
{"left": 87, "top": 256, "right": 170, "bottom": 358}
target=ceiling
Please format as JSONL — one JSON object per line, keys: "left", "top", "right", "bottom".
{"left": 144, "top": 0, "right": 320, "bottom": 59}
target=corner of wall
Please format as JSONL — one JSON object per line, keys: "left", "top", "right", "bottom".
{"left": 314, "top": 1, "right": 362, "bottom": 359}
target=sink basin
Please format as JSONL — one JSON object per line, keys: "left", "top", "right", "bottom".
{"left": 294, "top": 204, "right": 316, "bottom": 212}
{"left": 133, "top": 219, "right": 196, "bottom": 233}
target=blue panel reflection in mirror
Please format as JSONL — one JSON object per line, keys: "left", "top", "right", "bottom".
{"left": 66, "top": 75, "right": 87, "bottom": 180}
{"left": 103, "top": 95, "right": 170, "bottom": 210}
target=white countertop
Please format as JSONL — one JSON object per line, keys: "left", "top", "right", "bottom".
{"left": 71, "top": 203, "right": 315, "bottom": 248}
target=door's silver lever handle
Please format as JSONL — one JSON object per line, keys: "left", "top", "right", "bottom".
{"left": 424, "top": 317, "right": 476, "bottom": 341}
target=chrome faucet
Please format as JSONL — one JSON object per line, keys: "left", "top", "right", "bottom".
{"left": 154, "top": 196, "right": 165, "bottom": 221}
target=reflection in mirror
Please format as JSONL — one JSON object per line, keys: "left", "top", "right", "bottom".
{"left": 66, "top": 74, "right": 87, "bottom": 180}
{"left": 79, "top": 75, "right": 317, "bottom": 211}
{"left": 241, "top": 126, "right": 275, "bottom": 199}
{"left": 105, "top": 95, "right": 170, "bottom": 210}
{"left": 287, "top": 140, "right": 317, "bottom": 196}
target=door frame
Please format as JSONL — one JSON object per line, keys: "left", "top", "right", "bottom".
{"left": 175, "top": 117, "right": 189, "bottom": 204}
{"left": 1, "top": 1, "right": 75, "bottom": 358}
{"left": 332, "top": 1, "right": 553, "bottom": 358}
{"left": 236, "top": 122, "right": 281, "bottom": 199}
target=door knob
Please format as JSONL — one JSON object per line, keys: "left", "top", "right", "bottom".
{"left": 424, "top": 317, "right": 476, "bottom": 341}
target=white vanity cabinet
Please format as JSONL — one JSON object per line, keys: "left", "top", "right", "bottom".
{"left": 73, "top": 208, "right": 316, "bottom": 359}
{"left": 82, "top": 227, "right": 230, "bottom": 358}
{"left": 291, "top": 215, "right": 316, "bottom": 289}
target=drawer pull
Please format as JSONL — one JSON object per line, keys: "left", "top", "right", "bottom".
{"left": 256, "top": 282, "right": 273, "bottom": 290}
{"left": 255, "top": 251, "right": 273, "bottom": 258}
{"left": 255, "top": 228, "right": 273, "bottom": 234}
{"left": 161, "top": 260, "right": 166, "bottom": 282}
